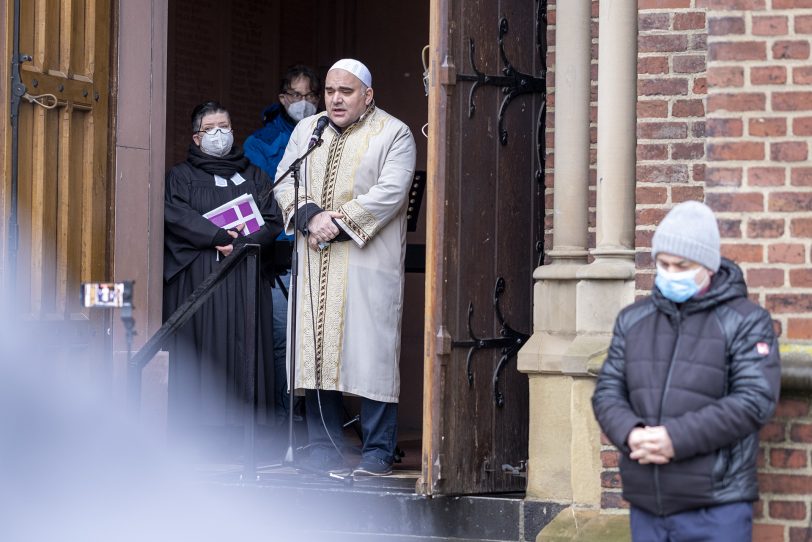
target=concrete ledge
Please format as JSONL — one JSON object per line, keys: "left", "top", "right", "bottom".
{"left": 537, "top": 508, "right": 630, "bottom": 542}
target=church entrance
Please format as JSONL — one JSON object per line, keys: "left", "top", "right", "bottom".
{"left": 164, "top": 0, "right": 544, "bottom": 496}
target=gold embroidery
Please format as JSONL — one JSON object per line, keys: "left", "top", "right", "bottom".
{"left": 339, "top": 200, "right": 377, "bottom": 242}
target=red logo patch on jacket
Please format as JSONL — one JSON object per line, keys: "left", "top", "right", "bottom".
{"left": 756, "top": 342, "right": 770, "bottom": 356}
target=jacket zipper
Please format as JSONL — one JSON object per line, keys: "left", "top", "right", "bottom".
{"left": 654, "top": 313, "right": 682, "bottom": 516}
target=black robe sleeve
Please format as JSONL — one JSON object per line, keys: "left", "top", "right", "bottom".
{"left": 164, "top": 165, "right": 225, "bottom": 282}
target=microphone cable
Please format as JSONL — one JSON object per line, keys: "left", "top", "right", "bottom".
{"left": 299, "top": 129, "right": 346, "bottom": 466}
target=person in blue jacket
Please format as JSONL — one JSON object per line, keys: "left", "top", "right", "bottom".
{"left": 244, "top": 65, "right": 321, "bottom": 429}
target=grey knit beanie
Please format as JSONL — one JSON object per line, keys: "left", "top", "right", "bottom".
{"left": 651, "top": 201, "right": 721, "bottom": 272}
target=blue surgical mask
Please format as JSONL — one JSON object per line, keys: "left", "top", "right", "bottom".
{"left": 655, "top": 266, "right": 703, "bottom": 303}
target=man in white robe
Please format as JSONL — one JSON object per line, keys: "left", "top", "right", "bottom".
{"left": 274, "top": 59, "right": 416, "bottom": 476}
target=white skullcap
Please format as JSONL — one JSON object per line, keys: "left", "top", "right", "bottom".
{"left": 328, "top": 58, "right": 372, "bottom": 88}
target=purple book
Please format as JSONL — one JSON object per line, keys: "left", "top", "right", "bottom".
{"left": 203, "top": 193, "right": 265, "bottom": 235}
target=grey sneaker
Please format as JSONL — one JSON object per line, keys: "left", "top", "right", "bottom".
{"left": 352, "top": 458, "right": 393, "bottom": 477}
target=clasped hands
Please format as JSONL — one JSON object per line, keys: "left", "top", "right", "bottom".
{"left": 215, "top": 223, "right": 244, "bottom": 257}
{"left": 306, "top": 211, "right": 344, "bottom": 251}
{"left": 627, "top": 426, "right": 675, "bottom": 465}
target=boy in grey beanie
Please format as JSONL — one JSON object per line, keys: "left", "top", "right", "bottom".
{"left": 593, "top": 200, "right": 781, "bottom": 541}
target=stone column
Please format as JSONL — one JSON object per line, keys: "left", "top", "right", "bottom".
{"left": 518, "top": 0, "right": 595, "bottom": 505}
{"left": 537, "top": 1, "right": 639, "bottom": 536}
{"left": 525, "top": 1, "right": 639, "bottom": 537}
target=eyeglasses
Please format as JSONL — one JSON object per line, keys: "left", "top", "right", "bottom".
{"left": 284, "top": 90, "right": 319, "bottom": 102}
{"left": 196, "top": 126, "right": 233, "bottom": 136}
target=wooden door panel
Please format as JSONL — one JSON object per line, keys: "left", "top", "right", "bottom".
{"left": 6, "top": 0, "right": 112, "bottom": 371}
{"left": 423, "top": 0, "right": 545, "bottom": 495}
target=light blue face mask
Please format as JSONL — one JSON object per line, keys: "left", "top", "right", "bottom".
{"left": 655, "top": 266, "right": 703, "bottom": 303}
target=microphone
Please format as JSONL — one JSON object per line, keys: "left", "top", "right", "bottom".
{"left": 308, "top": 116, "right": 330, "bottom": 148}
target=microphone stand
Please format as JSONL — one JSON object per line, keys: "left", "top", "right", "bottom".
{"left": 270, "top": 136, "right": 353, "bottom": 486}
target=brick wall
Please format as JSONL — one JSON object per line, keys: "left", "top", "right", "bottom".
{"left": 546, "top": 1, "right": 812, "bottom": 535}
{"left": 756, "top": 394, "right": 812, "bottom": 541}
{"left": 635, "top": 0, "right": 708, "bottom": 297}
{"left": 706, "top": 1, "right": 812, "bottom": 340}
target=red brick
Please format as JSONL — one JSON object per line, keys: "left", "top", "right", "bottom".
{"left": 601, "top": 450, "right": 620, "bottom": 468}
{"left": 760, "top": 421, "right": 786, "bottom": 442}
{"left": 747, "top": 268, "right": 784, "bottom": 288}
{"left": 601, "top": 471, "right": 622, "bottom": 489}
{"left": 774, "top": 397, "right": 811, "bottom": 418}
{"left": 720, "top": 243, "right": 764, "bottom": 262}
{"left": 636, "top": 186, "right": 668, "bottom": 205}
{"left": 717, "top": 219, "right": 741, "bottom": 239}
{"left": 771, "top": 142, "right": 808, "bottom": 162}
{"left": 706, "top": 0, "right": 766, "bottom": 8}
{"left": 674, "top": 12, "right": 706, "bottom": 31}
{"left": 707, "top": 66, "right": 744, "bottom": 87}
{"left": 791, "top": 269, "right": 812, "bottom": 287}
{"left": 749, "top": 118, "right": 787, "bottom": 137}
{"left": 692, "top": 164, "right": 706, "bottom": 182}
{"left": 790, "top": 527, "right": 812, "bottom": 542}
{"left": 774, "top": 91, "right": 812, "bottom": 111}
{"left": 691, "top": 121, "right": 706, "bottom": 138}
{"left": 791, "top": 168, "right": 812, "bottom": 187}
{"left": 673, "top": 55, "right": 706, "bottom": 74}
{"left": 638, "top": 164, "right": 689, "bottom": 184}
{"left": 672, "top": 186, "right": 704, "bottom": 203}
{"left": 640, "top": 0, "right": 691, "bottom": 7}
{"left": 764, "top": 0, "right": 803, "bottom": 6}
{"left": 788, "top": 318, "right": 812, "bottom": 340}
{"left": 773, "top": 40, "right": 811, "bottom": 60}
{"left": 637, "top": 208, "right": 669, "bottom": 226}
{"left": 638, "top": 56, "right": 669, "bottom": 75}
{"left": 636, "top": 229, "right": 655, "bottom": 249}
{"left": 748, "top": 167, "right": 786, "bottom": 186}
{"left": 639, "top": 78, "right": 689, "bottom": 96}
{"left": 672, "top": 99, "right": 705, "bottom": 117}
{"left": 769, "top": 244, "right": 806, "bottom": 264}
{"left": 748, "top": 218, "right": 785, "bottom": 238}
{"left": 638, "top": 144, "right": 669, "bottom": 161}
{"left": 636, "top": 251, "right": 655, "bottom": 269}
{"left": 791, "top": 218, "right": 812, "bottom": 237}
{"left": 638, "top": 122, "right": 688, "bottom": 140}
{"left": 791, "top": 423, "right": 812, "bottom": 443}
{"left": 766, "top": 294, "right": 812, "bottom": 314}
{"left": 707, "top": 118, "right": 743, "bottom": 137}
{"left": 707, "top": 141, "right": 765, "bottom": 161}
{"left": 601, "top": 491, "right": 629, "bottom": 510}
{"left": 751, "top": 66, "right": 788, "bottom": 85}
{"left": 693, "top": 77, "right": 707, "bottom": 95}
{"left": 793, "top": 117, "right": 812, "bottom": 136}
{"left": 709, "top": 16, "right": 745, "bottom": 35}
{"left": 797, "top": 15, "right": 812, "bottom": 34}
{"left": 752, "top": 16, "right": 788, "bottom": 36}
{"left": 793, "top": 66, "right": 812, "bottom": 85}
{"left": 770, "top": 449, "right": 809, "bottom": 470}
{"left": 770, "top": 500, "right": 807, "bottom": 520}
{"left": 638, "top": 100, "right": 669, "bottom": 118}
{"left": 671, "top": 143, "right": 704, "bottom": 160}
{"left": 639, "top": 34, "right": 689, "bottom": 54}
{"left": 708, "top": 41, "right": 767, "bottom": 62}
{"left": 754, "top": 498, "right": 764, "bottom": 518}
{"left": 752, "top": 523, "right": 785, "bottom": 542}
{"left": 707, "top": 93, "right": 766, "bottom": 113}
{"left": 640, "top": 13, "right": 671, "bottom": 32}
{"left": 705, "top": 167, "right": 742, "bottom": 187}
{"left": 758, "top": 473, "right": 812, "bottom": 493}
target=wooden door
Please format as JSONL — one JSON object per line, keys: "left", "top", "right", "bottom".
{"left": 421, "top": 0, "right": 546, "bottom": 495}
{"left": 3, "top": 0, "right": 113, "bottom": 373}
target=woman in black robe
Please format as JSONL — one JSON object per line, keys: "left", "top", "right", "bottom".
{"left": 163, "top": 101, "right": 283, "bottom": 454}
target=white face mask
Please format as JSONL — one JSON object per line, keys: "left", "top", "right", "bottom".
{"left": 286, "top": 100, "right": 316, "bottom": 122}
{"left": 200, "top": 130, "right": 234, "bottom": 157}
